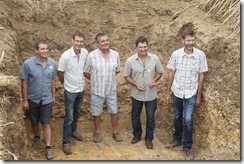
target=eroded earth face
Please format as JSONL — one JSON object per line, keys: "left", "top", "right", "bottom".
{"left": 0, "top": 0, "right": 240, "bottom": 160}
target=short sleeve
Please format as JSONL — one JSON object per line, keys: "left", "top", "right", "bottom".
{"left": 83, "top": 54, "right": 91, "bottom": 73}
{"left": 58, "top": 53, "right": 67, "bottom": 72}
{"left": 199, "top": 53, "right": 208, "bottom": 73}
{"left": 123, "top": 59, "right": 132, "bottom": 77}
{"left": 20, "top": 62, "right": 29, "bottom": 80}
{"left": 167, "top": 52, "right": 176, "bottom": 71}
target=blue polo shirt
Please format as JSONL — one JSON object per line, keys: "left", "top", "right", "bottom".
{"left": 20, "top": 56, "right": 57, "bottom": 105}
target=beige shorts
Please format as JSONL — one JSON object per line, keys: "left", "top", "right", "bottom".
{"left": 90, "top": 92, "right": 118, "bottom": 116}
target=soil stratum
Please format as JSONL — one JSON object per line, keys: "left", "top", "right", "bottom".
{"left": 0, "top": 0, "right": 240, "bottom": 160}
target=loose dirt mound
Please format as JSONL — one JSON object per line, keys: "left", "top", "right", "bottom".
{"left": 0, "top": 0, "right": 240, "bottom": 160}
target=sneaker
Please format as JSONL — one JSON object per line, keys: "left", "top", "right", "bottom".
{"left": 72, "top": 131, "right": 83, "bottom": 141}
{"left": 165, "top": 139, "right": 181, "bottom": 149}
{"left": 112, "top": 133, "right": 122, "bottom": 142}
{"left": 32, "top": 137, "right": 41, "bottom": 149}
{"left": 184, "top": 148, "right": 193, "bottom": 160}
{"left": 146, "top": 140, "right": 153, "bottom": 149}
{"left": 131, "top": 136, "right": 141, "bottom": 144}
{"left": 46, "top": 149, "right": 55, "bottom": 160}
{"left": 93, "top": 133, "right": 102, "bottom": 143}
{"left": 63, "top": 144, "right": 72, "bottom": 155}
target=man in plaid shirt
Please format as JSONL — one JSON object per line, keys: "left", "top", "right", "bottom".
{"left": 83, "top": 33, "right": 122, "bottom": 143}
{"left": 165, "top": 29, "right": 208, "bottom": 160}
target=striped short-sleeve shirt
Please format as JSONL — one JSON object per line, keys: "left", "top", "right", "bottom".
{"left": 83, "top": 48, "right": 120, "bottom": 97}
{"left": 167, "top": 47, "right": 208, "bottom": 99}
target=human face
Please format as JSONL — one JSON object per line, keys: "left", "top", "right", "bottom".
{"left": 97, "top": 35, "right": 110, "bottom": 51}
{"left": 136, "top": 42, "right": 148, "bottom": 56}
{"left": 182, "top": 35, "right": 195, "bottom": 53}
{"left": 35, "top": 43, "right": 49, "bottom": 58}
{"left": 73, "top": 36, "right": 85, "bottom": 51}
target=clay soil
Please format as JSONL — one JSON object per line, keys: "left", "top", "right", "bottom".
{"left": 0, "top": 0, "right": 240, "bottom": 161}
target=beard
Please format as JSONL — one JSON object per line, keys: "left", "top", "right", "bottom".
{"left": 185, "top": 44, "right": 193, "bottom": 50}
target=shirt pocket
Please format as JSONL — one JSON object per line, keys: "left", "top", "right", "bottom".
{"left": 111, "top": 61, "right": 117, "bottom": 71}
{"left": 176, "top": 58, "right": 183, "bottom": 70}
{"left": 191, "top": 60, "right": 199, "bottom": 73}
{"left": 45, "top": 66, "right": 54, "bottom": 81}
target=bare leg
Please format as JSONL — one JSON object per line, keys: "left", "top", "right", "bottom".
{"left": 94, "top": 116, "right": 101, "bottom": 133}
{"left": 111, "top": 113, "right": 118, "bottom": 134}
{"left": 32, "top": 124, "right": 40, "bottom": 136}
{"left": 42, "top": 124, "right": 51, "bottom": 146}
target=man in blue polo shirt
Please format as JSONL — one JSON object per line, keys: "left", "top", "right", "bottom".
{"left": 20, "top": 40, "right": 57, "bottom": 160}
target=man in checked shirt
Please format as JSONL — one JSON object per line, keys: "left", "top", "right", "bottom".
{"left": 165, "top": 29, "right": 208, "bottom": 160}
{"left": 83, "top": 33, "right": 122, "bottom": 143}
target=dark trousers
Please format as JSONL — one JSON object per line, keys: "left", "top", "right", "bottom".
{"left": 131, "top": 97, "right": 157, "bottom": 141}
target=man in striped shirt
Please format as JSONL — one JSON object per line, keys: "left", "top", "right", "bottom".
{"left": 165, "top": 29, "right": 208, "bottom": 160}
{"left": 83, "top": 33, "right": 122, "bottom": 143}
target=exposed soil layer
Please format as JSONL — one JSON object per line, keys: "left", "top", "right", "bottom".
{"left": 0, "top": 0, "right": 240, "bottom": 160}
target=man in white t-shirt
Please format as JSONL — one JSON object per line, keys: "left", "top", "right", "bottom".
{"left": 58, "top": 31, "right": 88, "bottom": 155}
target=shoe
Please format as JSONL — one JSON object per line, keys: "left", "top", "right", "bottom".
{"left": 93, "top": 133, "right": 102, "bottom": 143}
{"left": 112, "top": 133, "right": 122, "bottom": 142}
{"left": 46, "top": 149, "right": 55, "bottom": 160}
{"left": 32, "top": 137, "right": 41, "bottom": 149}
{"left": 72, "top": 131, "right": 83, "bottom": 141}
{"left": 165, "top": 139, "right": 181, "bottom": 149}
{"left": 146, "top": 140, "right": 153, "bottom": 149}
{"left": 131, "top": 136, "right": 141, "bottom": 144}
{"left": 63, "top": 144, "right": 72, "bottom": 155}
{"left": 184, "top": 148, "right": 193, "bottom": 160}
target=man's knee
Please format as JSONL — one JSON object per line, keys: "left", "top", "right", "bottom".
{"left": 184, "top": 117, "right": 193, "bottom": 127}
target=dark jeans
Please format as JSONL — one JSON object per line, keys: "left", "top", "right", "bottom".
{"left": 131, "top": 97, "right": 157, "bottom": 141}
{"left": 63, "top": 90, "right": 84, "bottom": 144}
{"left": 172, "top": 93, "right": 196, "bottom": 149}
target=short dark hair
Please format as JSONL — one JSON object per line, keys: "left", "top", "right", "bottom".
{"left": 34, "top": 40, "right": 47, "bottom": 50}
{"left": 135, "top": 36, "right": 148, "bottom": 47}
{"left": 95, "top": 33, "right": 108, "bottom": 43}
{"left": 182, "top": 30, "right": 195, "bottom": 39}
{"left": 72, "top": 31, "right": 85, "bottom": 40}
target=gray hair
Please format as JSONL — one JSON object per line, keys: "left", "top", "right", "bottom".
{"left": 95, "top": 33, "right": 108, "bottom": 43}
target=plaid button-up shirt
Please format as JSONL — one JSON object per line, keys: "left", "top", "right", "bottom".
{"left": 83, "top": 48, "right": 120, "bottom": 97}
{"left": 167, "top": 47, "right": 208, "bottom": 99}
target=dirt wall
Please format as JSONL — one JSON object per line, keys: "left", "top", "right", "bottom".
{"left": 0, "top": 0, "right": 240, "bottom": 160}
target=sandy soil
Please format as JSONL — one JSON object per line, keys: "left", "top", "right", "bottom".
{"left": 0, "top": 0, "right": 240, "bottom": 160}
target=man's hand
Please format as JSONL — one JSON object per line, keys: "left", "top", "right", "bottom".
{"left": 195, "top": 97, "right": 201, "bottom": 107}
{"left": 136, "top": 84, "right": 145, "bottom": 91}
{"left": 166, "top": 93, "right": 172, "bottom": 104}
{"left": 52, "top": 97, "right": 56, "bottom": 107}
{"left": 22, "top": 100, "right": 29, "bottom": 111}
{"left": 149, "top": 80, "right": 156, "bottom": 88}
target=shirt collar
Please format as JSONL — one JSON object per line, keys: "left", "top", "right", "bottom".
{"left": 97, "top": 48, "right": 111, "bottom": 57}
{"left": 34, "top": 56, "right": 51, "bottom": 66}
{"left": 135, "top": 52, "right": 151, "bottom": 60}
{"left": 180, "top": 47, "right": 197, "bottom": 58}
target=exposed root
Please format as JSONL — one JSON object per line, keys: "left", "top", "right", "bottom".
{"left": 2, "top": 148, "right": 18, "bottom": 160}
{"left": 0, "top": 50, "right": 4, "bottom": 66}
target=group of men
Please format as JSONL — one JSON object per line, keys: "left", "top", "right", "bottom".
{"left": 20, "top": 29, "right": 208, "bottom": 160}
